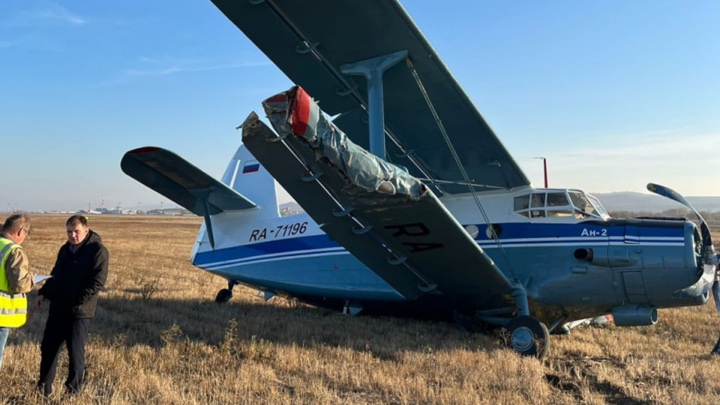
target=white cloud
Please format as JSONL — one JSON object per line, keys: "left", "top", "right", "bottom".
{"left": 0, "top": 3, "right": 87, "bottom": 29}
{"left": 22, "top": 3, "right": 87, "bottom": 26}
{"left": 121, "top": 57, "right": 271, "bottom": 78}
{"left": 518, "top": 130, "right": 720, "bottom": 195}
{"left": 555, "top": 131, "right": 718, "bottom": 166}
{"left": 105, "top": 56, "right": 271, "bottom": 84}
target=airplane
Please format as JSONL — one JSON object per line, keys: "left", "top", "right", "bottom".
{"left": 120, "top": 0, "right": 720, "bottom": 358}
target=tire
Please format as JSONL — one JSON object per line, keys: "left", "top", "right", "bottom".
{"left": 215, "top": 288, "right": 233, "bottom": 304}
{"left": 503, "top": 315, "right": 550, "bottom": 358}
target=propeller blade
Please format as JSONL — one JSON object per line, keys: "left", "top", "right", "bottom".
{"left": 647, "top": 183, "right": 715, "bottom": 258}
{"left": 647, "top": 183, "right": 720, "bottom": 355}
{"left": 647, "top": 182, "right": 693, "bottom": 208}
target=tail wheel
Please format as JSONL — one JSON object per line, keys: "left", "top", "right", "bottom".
{"left": 215, "top": 288, "right": 233, "bottom": 304}
{"left": 504, "top": 315, "right": 550, "bottom": 358}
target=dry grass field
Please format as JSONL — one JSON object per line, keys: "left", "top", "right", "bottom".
{"left": 1, "top": 214, "right": 719, "bottom": 404}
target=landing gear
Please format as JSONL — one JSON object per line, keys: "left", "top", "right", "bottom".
{"left": 215, "top": 289, "right": 232, "bottom": 304}
{"left": 215, "top": 281, "right": 236, "bottom": 304}
{"left": 504, "top": 315, "right": 550, "bottom": 358}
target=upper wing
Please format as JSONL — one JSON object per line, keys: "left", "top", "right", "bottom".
{"left": 241, "top": 87, "right": 515, "bottom": 307}
{"left": 210, "top": 0, "right": 530, "bottom": 194}
{"left": 121, "top": 147, "right": 256, "bottom": 215}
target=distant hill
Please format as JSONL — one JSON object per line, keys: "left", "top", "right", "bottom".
{"left": 591, "top": 192, "right": 720, "bottom": 213}
{"left": 282, "top": 194, "right": 720, "bottom": 214}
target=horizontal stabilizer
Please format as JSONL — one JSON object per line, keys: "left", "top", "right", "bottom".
{"left": 121, "top": 147, "right": 256, "bottom": 215}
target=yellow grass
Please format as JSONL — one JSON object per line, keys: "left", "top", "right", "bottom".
{"left": 0, "top": 214, "right": 719, "bottom": 404}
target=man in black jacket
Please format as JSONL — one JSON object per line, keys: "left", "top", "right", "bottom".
{"left": 35, "top": 215, "right": 109, "bottom": 396}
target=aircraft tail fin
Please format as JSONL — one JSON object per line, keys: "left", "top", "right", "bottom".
{"left": 121, "top": 146, "right": 257, "bottom": 215}
{"left": 220, "top": 143, "right": 280, "bottom": 219}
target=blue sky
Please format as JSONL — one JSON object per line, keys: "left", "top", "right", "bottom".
{"left": 1, "top": 0, "right": 718, "bottom": 212}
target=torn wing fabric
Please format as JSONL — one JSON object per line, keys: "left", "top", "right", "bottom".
{"left": 262, "top": 86, "right": 426, "bottom": 202}
{"left": 246, "top": 86, "right": 516, "bottom": 305}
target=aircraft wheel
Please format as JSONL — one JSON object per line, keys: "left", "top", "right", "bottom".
{"left": 504, "top": 315, "right": 550, "bottom": 358}
{"left": 215, "top": 288, "right": 233, "bottom": 304}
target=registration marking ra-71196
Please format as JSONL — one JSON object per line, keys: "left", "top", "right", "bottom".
{"left": 249, "top": 221, "right": 309, "bottom": 242}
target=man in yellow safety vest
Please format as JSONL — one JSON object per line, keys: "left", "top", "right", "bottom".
{"left": 0, "top": 213, "right": 35, "bottom": 370}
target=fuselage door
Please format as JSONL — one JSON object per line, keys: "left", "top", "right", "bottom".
{"left": 623, "top": 221, "right": 641, "bottom": 245}
{"left": 621, "top": 271, "right": 650, "bottom": 304}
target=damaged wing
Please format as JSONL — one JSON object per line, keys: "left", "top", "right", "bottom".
{"left": 210, "top": 0, "right": 529, "bottom": 194}
{"left": 242, "top": 86, "right": 515, "bottom": 308}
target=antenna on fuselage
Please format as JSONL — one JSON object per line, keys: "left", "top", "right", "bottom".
{"left": 533, "top": 157, "right": 548, "bottom": 188}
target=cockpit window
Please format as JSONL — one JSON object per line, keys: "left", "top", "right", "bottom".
{"left": 569, "top": 192, "right": 596, "bottom": 218}
{"left": 586, "top": 194, "right": 610, "bottom": 219}
{"left": 514, "top": 195, "right": 529, "bottom": 211}
{"left": 531, "top": 209, "right": 546, "bottom": 218}
{"left": 530, "top": 193, "right": 545, "bottom": 208}
{"left": 514, "top": 190, "right": 610, "bottom": 221}
{"left": 547, "top": 193, "right": 568, "bottom": 207}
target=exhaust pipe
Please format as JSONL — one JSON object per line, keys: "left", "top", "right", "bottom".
{"left": 573, "top": 248, "right": 610, "bottom": 267}
{"left": 574, "top": 248, "right": 593, "bottom": 262}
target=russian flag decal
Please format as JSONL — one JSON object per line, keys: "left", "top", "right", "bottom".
{"left": 242, "top": 162, "right": 260, "bottom": 174}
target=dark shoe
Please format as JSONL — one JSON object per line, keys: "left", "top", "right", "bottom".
{"left": 64, "top": 366, "right": 86, "bottom": 394}
{"left": 65, "top": 383, "right": 83, "bottom": 395}
{"left": 36, "top": 383, "right": 51, "bottom": 398}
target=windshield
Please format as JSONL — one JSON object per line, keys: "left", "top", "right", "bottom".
{"left": 585, "top": 193, "right": 610, "bottom": 219}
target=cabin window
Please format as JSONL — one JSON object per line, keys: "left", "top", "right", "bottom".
{"left": 514, "top": 195, "right": 529, "bottom": 211}
{"left": 547, "top": 192, "right": 568, "bottom": 207}
{"left": 545, "top": 192, "right": 571, "bottom": 216}
{"left": 530, "top": 193, "right": 545, "bottom": 208}
{"left": 530, "top": 209, "right": 546, "bottom": 218}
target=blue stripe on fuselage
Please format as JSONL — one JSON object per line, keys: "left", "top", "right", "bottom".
{"left": 194, "top": 234, "right": 340, "bottom": 267}
{"left": 193, "top": 221, "right": 686, "bottom": 268}
{"left": 473, "top": 222, "right": 684, "bottom": 239}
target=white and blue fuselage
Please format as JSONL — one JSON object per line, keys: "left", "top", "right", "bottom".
{"left": 189, "top": 144, "right": 709, "bottom": 322}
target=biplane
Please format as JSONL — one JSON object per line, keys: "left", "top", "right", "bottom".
{"left": 121, "top": 0, "right": 719, "bottom": 357}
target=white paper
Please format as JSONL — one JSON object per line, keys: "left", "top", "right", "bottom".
{"left": 34, "top": 275, "right": 53, "bottom": 283}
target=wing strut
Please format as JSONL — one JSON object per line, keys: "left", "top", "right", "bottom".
{"left": 243, "top": 87, "right": 519, "bottom": 306}
{"left": 405, "top": 57, "right": 520, "bottom": 285}
{"left": 340, "top": 50, "right": 407, "bottom": 159}
{"left": 189, "top": 188, "right": 216, "bottom": 249}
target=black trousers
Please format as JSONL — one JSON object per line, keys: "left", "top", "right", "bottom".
{"left": 38, "top": 314, "right": 90, "bottom": 394}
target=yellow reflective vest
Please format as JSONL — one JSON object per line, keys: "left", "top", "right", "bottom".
{"left": 0, "top": 237, "right": 27, "bottom": 327}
